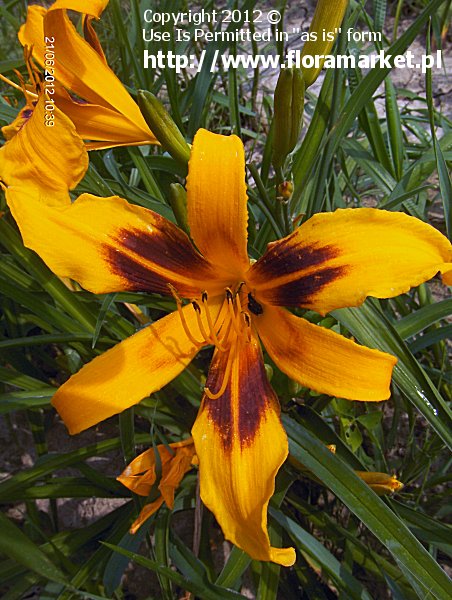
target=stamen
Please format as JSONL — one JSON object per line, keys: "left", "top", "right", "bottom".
{"left": 168, "top": 284, "right": 204, "bottom": 346}
{"left": 226, "top": 288, "right": 243, "bottom": 337}
{"left": 235, "top": 289, "right": 242, "bottom": 312}
{"left": 24, "top": 59, "right": 35, "bottom": 90}
{"left": 242, "top": 311, "right": 252, "bottom": 342}
{"left": 192, "top": 300, "right": 212, "bottom": 344}
{"left": 219, "top": 319, "right": 233, "bottom": 348}
{"left": 204, "top": 338, "right": 236, "bottom": 400}
{"left": 0, "top": 73, "right": 38, "bottom": 98}
{"left": 201, "top": 292, "right": 227, "bottom": 352}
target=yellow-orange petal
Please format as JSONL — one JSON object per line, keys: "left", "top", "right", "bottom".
{"left": 82, "top": 14, "right": 107, "bottom": 61}
{"left": 355, "top": 471, "right": 404, "bottom": 496}
{"left": 53, "top": 88, "right": 157, "bottom": 148}
{"left": 1, "top": 103, "right": 35, "bottom": 141}
{"left": 0, "top": 95, "right": 87, "bottom": 204}
{"left": 256, "top": 306, "right": 397, "bottom": 401}
{"left": 49, "top": 0, "right": 109, "bottom": 18}
{"left": 192, "top": 333, "right": 295, "bottom": 566}
{"left": 46, "top": 9, "right": 150, "bottom": 131}
{"left": 187, "top": 128, "right": 250, "bottom": 279}
{"left": 52, "top": 302, "right": 221, "bottom": 434}
{"left": 18, "top": 5, "right": 107, "bottom": 108}
{"left": 117, "top": 439, "right": 195, "bottom": 498}
{"left": 247, "top": 208, "right": 452, "bottom": 315}
{"left": 48, "top": 0, "right": 110, "bottom": 61}
{"left": 18, "top": 6, "right": 154, "bottom": 145}
{"left": 6, "top": 190, "right": 226, "bottom": 298}
{"left": 129, "top": 498, "right": 165, "bottom": 534}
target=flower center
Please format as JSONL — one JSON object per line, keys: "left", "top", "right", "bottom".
{"left": 169, "top": 282, "right": 259, "bottom": 400}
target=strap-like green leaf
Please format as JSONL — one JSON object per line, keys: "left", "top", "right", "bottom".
{"left": 283, "top": 416, "right": 452, "bottom": 599}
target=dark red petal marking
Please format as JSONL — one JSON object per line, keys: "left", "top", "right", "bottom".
{"left": 104, "top": 224, "right": 216, "bottom": 296}
{"left": 105, "top": 246, "right": 174, "bottom": 294}
{"left": 249, "top": 241, "right": 349, "bottom": 308}
{"left": 263, "top": 266, "right": 348, "bottom": 307}
{"left": 251, "top": 242, "right": 341, "bottom": 281}
{"left": 237, "top": 345, "right": 278, "bottom": 449}
{"left": 205, "top": 341, "right": 279, "bottom": 452}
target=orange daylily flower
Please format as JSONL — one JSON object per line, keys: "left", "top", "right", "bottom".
{"left": 1, "top": 98, "right": 452, "bottom": 566}
{"left": 13, "top": 0, "right": 156, "bottom": 149}
{"left": 117, "top": 439, "right": 197, "bottom": 534}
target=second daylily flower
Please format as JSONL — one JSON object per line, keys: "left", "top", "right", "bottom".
{"left": 10, "top": 0, "right": 156, "bottom": 149}
{"left": 0, "top": 97, "right": 451, "bottom": 566}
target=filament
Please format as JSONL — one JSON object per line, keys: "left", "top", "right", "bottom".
{"left": 242, "top": 311, "right": 252, "bottom": 342}
{"left": 204, "top": 338, "right": 236, "bottom": 400}
{"left": 168, "top": 284, "right": 204, "bottom": 346}
{"left": 0, "top": 73, "right": 38, "bottom": 97}
{"left": 168, "top": 283, "right": 253, "bottom": 357}
{"left": 226, "top": 287, "right": 243, "bottom": 337}
{"left": 192, "top": 301, "right": 212, "bottom": 344}
{"left": 202, "top": 292, "right": 226, "bottom": 351}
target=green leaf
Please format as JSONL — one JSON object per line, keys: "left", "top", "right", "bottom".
{"left": 409, "top": 325, "right": 452, "bottom": 353}
{"left": 0, "top": 388, "right": 54, "bottom": 414}
{"left": 395, "top": 299, "right": 452, "bottom": 339}
{"left": 0, "top": 513, "right": 67, "bottom": 585}
{"left": 102, "top": 542, "right": 247, "bottom": 600}
{"left": 333, "top": 301, "right": 452, "bottom": 450}
{"left": 0, "top": 434, "right": 151, "bottom": 499}
{"left": 283, "top": 416, "right": 452, "bottom": 599}
{"left": 215, "top": 546, "right": 251, "bottom": 588}
{"left": 92, "top": 293, "right": 117, "bottom": 349}
{"left": 270, "top": 509, "right": 372, "bottom": 600}
{"left": 425, "top": 22, "right": 452, "bottom": 238}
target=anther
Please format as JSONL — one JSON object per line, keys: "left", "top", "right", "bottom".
{"left": 226, "top": 288, "right": 234, "bottom": 302}
{"left": 242, "top": 311, "right": 252, "bottom": 342}
{"left": 192, "top": 300, "right": 212, "bottom": 344}
{"left": 168, "top": 284, "right": 204, "bottom": 346}
{"left": 201, "top": 292, "right": 227, "bottom": 352}
{"left": 248, "top": 292, "right": 264, "bottom": 316}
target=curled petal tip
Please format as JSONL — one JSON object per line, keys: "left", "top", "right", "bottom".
{"left": 270, "top": 546, "right": 296, "bottom": 567}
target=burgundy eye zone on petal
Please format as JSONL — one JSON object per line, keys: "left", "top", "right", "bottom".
{"left": 252, "top": 242, "right": 341, "bottom": 279}
{"left": 103, "top": 221, "right": 216, "bottom": 296}
{"left": 249, "top": 241, "right": 349, "bottom": 307}
{"left": 264, "top": 265, "right": 348, "bottom": 307}
{"left": 204, "top": 340, "right": 280, "bottom": 452}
